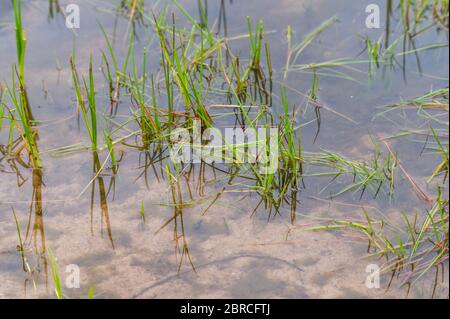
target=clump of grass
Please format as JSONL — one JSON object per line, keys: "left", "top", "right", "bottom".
{"left": 153, "top": 11, "right": 213, "bottom": 129}
{"left": 13, "top": 0, "right": 33, "bottom": 120}
{"left": 11, "top": 206, "right": 40, "bottom": 292}
{"left": 389, "top": 0, "right": 449, "bottom": 77}
{"left": 87, "top": 287, "right": 95, "bottom": 299}
{"left": 6, "top": 0, "right": 40, "bottom": 168}
{"left": 70, "top": 54, "right": 98, "bottom": 151}
{"left": 431, "top": 0, "right": 449, "bottom": 29}
{"left": 277, "top": 88, "right": 302, "bottom": 223}
{"left": 294, "top": 85, "right": 448, "bottom": 294}
{"left": 129, "top": 43, "right": 162, "bottom": 149}
{"left": 295, "top": 191, "right": 448, "bottom": 297}
{"left": 88, "top": 151, "right": 115, "bottom": 249}
{"left": 5, "top": 70, "right": 41, "bottom": 168}
{"left": 304, "top": 138, "right": 398, "bottom": 201}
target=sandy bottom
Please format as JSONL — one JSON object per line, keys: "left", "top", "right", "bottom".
{"left": 0, "top": 151, "right": 447, "bottom": 299}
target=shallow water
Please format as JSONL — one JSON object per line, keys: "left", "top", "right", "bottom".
{"left": 0, "top": 0, "right": 448, "bottom": 299}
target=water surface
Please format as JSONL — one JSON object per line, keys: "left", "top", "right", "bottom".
{"left": 0, "top": 0, "right": 448, "bottom": 299}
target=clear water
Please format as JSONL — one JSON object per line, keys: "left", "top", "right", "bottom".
{"left": 0, "top": 0, "right": 448, "bottom": 298}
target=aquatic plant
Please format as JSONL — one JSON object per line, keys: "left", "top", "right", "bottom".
{"left": 5, "top": 71, "right": 41, "bottom": 168}
{"left": 70, "top": 54, "right": 98, "bottom": 151}
{"left": 13, "top": 0, "right": 26, "bottom": 85}
{"left": 295, "top": 191, "right": 448, "bottom": 297}
{"left": 47, "top": 249, "right": 63, "bottom": 299}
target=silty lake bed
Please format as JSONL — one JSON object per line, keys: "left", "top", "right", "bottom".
{"left": 0, "top": 0, "right": 448, "bottom": 299}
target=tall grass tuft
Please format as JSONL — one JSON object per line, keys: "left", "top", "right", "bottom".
{"left": 70, "top": 54, "right": 98, "bottom": 151}
{"left": 5, "top": 70, "right": 41, "bottom": 168}
{"left": 13, "top": 0, "right": 26, "bottom": 84}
